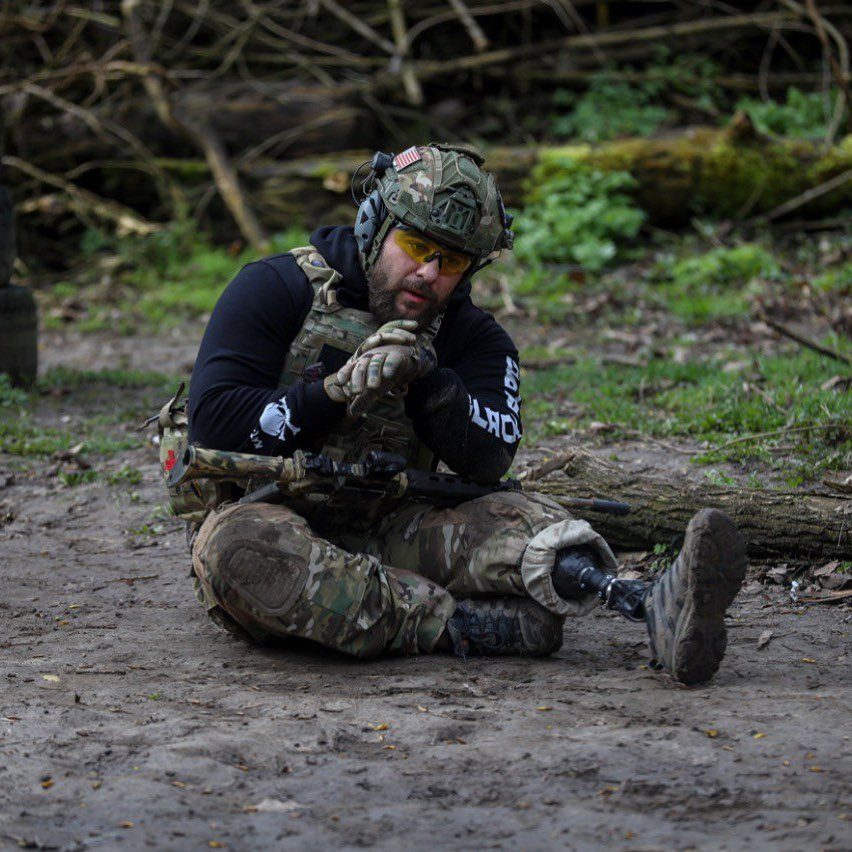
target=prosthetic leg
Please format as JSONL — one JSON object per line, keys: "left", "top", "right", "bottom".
{"left": 553, "top": 509, "right": 747, "bottom": 684}
{"left": 552, "top": 547, "right": 647, "bottom": 622}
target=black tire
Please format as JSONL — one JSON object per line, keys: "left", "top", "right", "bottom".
{"left": 0, "top": 186, "right": 14, "bottom": 288}
{"left": 0, "top": 284, "right": 38, "bottom": 387}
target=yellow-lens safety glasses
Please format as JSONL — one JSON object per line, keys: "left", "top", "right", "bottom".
{"left": 393, "top": 228, "right": 473, "bottom": 276}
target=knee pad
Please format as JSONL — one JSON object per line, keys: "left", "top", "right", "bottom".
{"left": 197, "top": 507, "right": 310, "bottom": 619}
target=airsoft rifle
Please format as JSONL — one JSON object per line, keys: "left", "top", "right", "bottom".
{"left": 166, "top": 446, "right": 630, "bottom": 515}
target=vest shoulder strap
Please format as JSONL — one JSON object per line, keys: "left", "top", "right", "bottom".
{"left": 290, "top": 245, "right": 342, "bottom": 309}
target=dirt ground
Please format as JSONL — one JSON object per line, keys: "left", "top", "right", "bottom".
{"left": 1, "top": 326, "right": 850, "bottom": 851}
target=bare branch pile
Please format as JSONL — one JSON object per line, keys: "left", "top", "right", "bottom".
{"left": 1, "top": 1, "right": 850, "bottom": 258}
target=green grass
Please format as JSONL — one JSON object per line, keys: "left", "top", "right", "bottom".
{"left": 1, "top": 367, "right": 177, "bottom": 458}
{"left": 521, "top": 349, "right": 851, "bottom": 484}
{"left": 39, "top": 366, "right": 180, "bottom": 392}
{"left": 648, "top": 243, "right": 782, "bottom": 323}
{"left": 43, "top": 225, "right": 311, "bottom": 331}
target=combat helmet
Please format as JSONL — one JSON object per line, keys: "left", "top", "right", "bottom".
{"left": 353, "top": 143, "right": 514, "bottom": 279}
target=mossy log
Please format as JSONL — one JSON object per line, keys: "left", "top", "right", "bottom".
{"left": 534, "top": 117, "right": 852, "bottom": 224}
{"left": 158, "top": 124, "right": 852, "bottom": 231}
{"left": 530, "top": 449, "right": 852, "bottom": 561}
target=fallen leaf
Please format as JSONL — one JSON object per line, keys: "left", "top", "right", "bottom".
{"left": 753, "top": 732, "right": 766, "bottom": 739}
{"left": 801, "top": 658, "right": 817, "bottom": 664}
{"left": 41, "top": 674, "right": 60, "bottom": 683}
{"left": 536, "top": 705, "right": 553, "bottom": 712}
{"left": 810, "top": 766, "right": 825, "bottom": 773}
{"left": 757, "top": 629, "right": 773, "bottom": 650}
{"left": 814, "top": 561, "right": 840, "bottom": 577}
{"left": 820, "top": 572, "right": 850, "bottom": 590}
{"left": 766, "top": 565, "right": 790, "bottom": 585}
{"left": 119, "top": 821, "right": 134, "bottom": 829}
{"left": 209, "top": 843, "right": 224, "bottom": 849}
{"left": 41, "top": 779, "right": 54, "bottom": 789}
{"left": 383, "top": 745, "right": 396, "bottom": 750}
{"left": 172, "top": 780, "right": 187, "bottom": 788}
{"left": 371, "top": 723, "right": 389, "bottom": 731}
{"left": 246, "top": 798, "right": 305, "bottom": 814}
{"left": 706, "top": 729, "right": 719, "bottom": 738}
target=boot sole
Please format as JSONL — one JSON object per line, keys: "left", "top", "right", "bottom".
{"left": 671, "top": 509, "right": 747, "bottom": 685}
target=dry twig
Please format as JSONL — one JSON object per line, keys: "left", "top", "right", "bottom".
{"left": 760, "top": 315, "right": 852, "bottom": 366}
{"left": 2, "top": 155, "right": 160, "bottom": 235}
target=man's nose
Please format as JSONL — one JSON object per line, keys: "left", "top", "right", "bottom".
{"left": 415, "top": 256, "right": 441, "bottom": 283}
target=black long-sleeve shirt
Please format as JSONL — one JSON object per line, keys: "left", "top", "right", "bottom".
{"left": 188, "top": 226, "right": 522, "bottom": 482}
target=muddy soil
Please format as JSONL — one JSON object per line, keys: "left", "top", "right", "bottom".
{"left": 1, "top": 327, "right": 850, "bottom": 851}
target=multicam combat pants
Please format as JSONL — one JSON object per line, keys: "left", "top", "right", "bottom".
{"left": 190, "top": 491, "right": 618, "bottom": 657}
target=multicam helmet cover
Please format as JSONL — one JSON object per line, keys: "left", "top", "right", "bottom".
{"left": 357, "top": 142, "right": 514, "bottom": 275}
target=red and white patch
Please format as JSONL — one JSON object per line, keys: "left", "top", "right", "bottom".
{"left": 163, "top": 449, "right": 177, "bottom": 473}
{"left": 393, "top": 146, "right": 422, "bottom": 170}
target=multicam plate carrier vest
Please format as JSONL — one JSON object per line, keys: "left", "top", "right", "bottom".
{"left": 158, "top": 246, "right": 438, "bottom": 523}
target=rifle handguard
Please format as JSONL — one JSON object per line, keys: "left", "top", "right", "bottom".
{"left": 165, "top": 445, "right": 304, "bottom": 489}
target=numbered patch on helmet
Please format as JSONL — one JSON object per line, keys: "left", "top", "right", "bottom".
{"left": 432, "top": 188, "right": 477, "bottom": 236}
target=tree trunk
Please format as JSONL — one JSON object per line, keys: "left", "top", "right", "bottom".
{"left": 529, "top": 449, "right": 852, "bottom": 561}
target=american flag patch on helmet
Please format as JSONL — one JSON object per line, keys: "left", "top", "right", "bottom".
{"left": 393, "top": 146, "right": 422, "bottom": 170}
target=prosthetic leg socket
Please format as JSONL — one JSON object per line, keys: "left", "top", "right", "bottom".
{"left": 552, "top": 547, "right": 647, "bottom": 622}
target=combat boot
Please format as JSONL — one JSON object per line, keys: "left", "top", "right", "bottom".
{"left": 445, "top": 598, "right": 563, "bottom": 658}
{"left": 644, "top": 508, "right": 747, "bottom": 685}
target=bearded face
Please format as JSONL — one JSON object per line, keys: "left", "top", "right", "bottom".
{"left": 367, "top": 227, "right": 466, "bottom": 328}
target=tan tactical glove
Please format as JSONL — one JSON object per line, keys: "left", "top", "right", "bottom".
{"left": 323, "top": 319, "right": 436, "bottom": 416}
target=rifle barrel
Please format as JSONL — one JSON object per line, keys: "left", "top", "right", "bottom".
{"left": 559, "top": 497, "right": 631, "bottom": 516}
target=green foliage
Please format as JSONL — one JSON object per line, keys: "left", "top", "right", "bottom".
{"left": 515, "top": 161, "right": 645, "bottom": 271}
{"left": 736, "top": 87, "right": 845, "bottom": 141}
{"left": 72, "top": 224, "right": 311, "bottom": 328}
{"left": 813, "top": 260, "right": 852, "bottom": 294}
{"left": 668, "top": 244, "right": 781, "bottom": 287}
{"left": 552, "top": 81, "right": 670, "bottom": 142}
{"left": 59, "top": 470, "right": 99, "bottom": 487}
{"left": 511, "top": 265, "right": 583, "bottom": 304}
{"left": 105, "top": 465, "right": 143, "bottom": 486}
{"left": 0, "top": 374, "right": 28, "bottom": 409}
{"left": 650, "top": 243, "right": 781, "bottom": 322}
{"left": 550, "top": 51, "right": 722, "bottom": 142}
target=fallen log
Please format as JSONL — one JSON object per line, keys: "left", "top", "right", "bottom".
{"left": 151, "top": 124, "right": 852, "bottom": 233}
{"left": 532, "top": 114, "right": 852, "bottom": 224}
{"left": 530, "top": 448, "right": 852, "bottom": 561}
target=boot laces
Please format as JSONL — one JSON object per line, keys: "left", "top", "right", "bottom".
{"left": 451, "top": 607, "right": 522, "bottom": 656}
